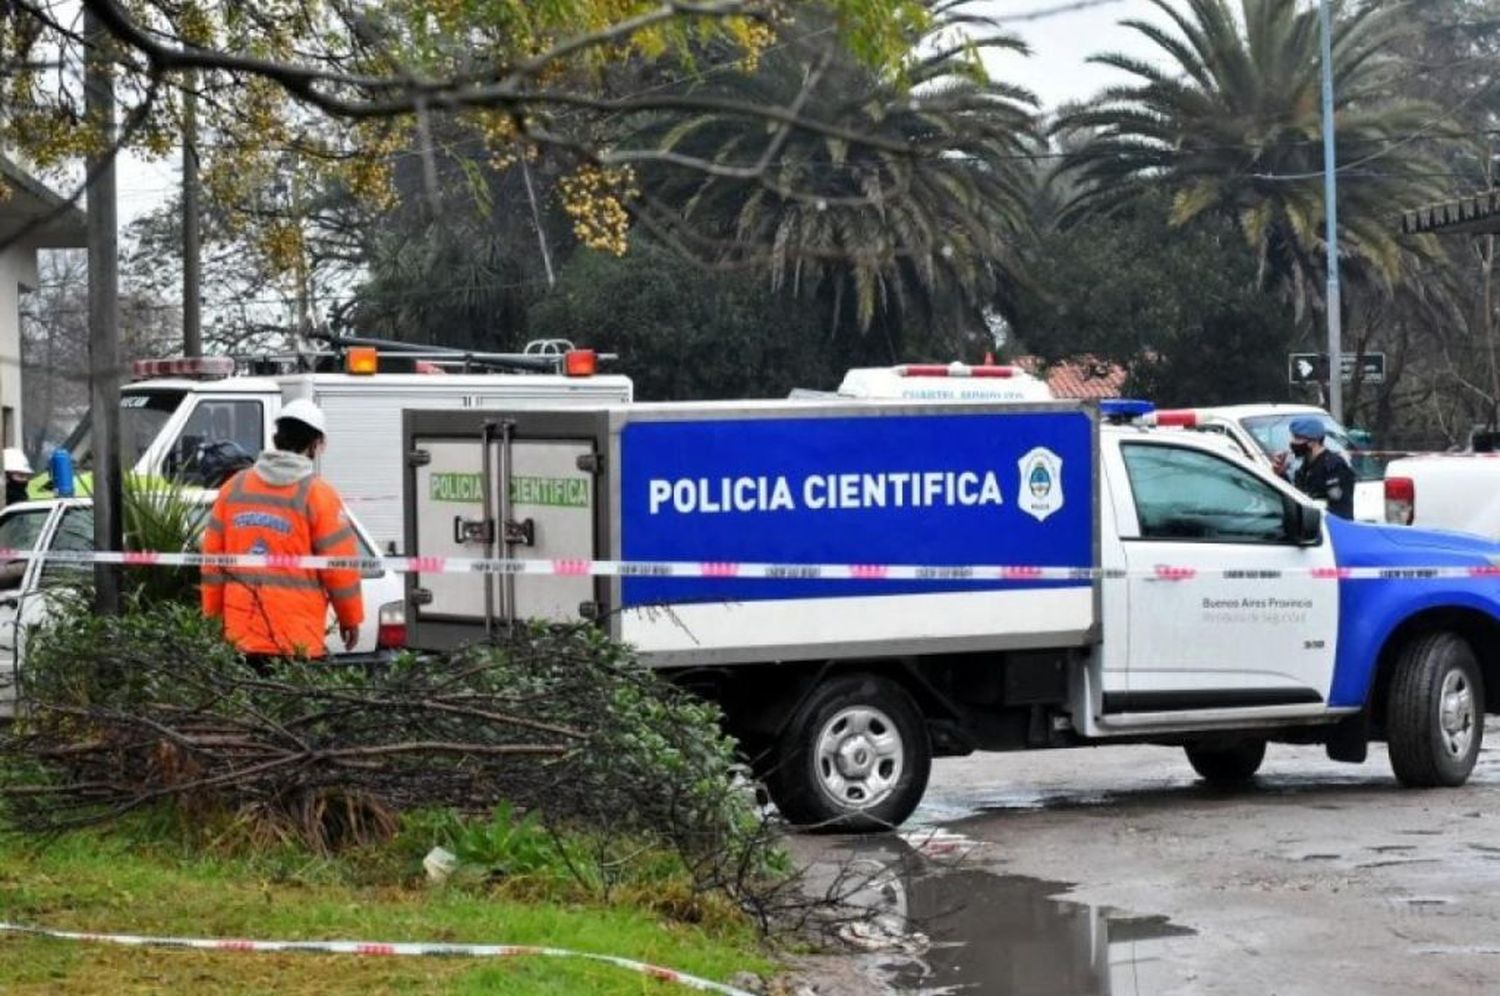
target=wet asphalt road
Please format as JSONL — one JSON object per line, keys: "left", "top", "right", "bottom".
{"left": 789, "top": 741, "right": 1500, "bottom": 995}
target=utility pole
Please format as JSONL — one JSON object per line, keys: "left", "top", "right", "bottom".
{"left": 1318, "top": 0, "right": 1344, "bottom": 423}
{"left": 182, "top": 70, "right": 203, "bottom": 357}
{"left": 84, "top": 7, "right": 123, "bottom": 615}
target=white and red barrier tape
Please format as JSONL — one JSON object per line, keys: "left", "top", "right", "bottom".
{"left": 6, "top": 546, "right": 1500, "bottom": 582}
{"left": 0, "top": 921, "right": 758, "bottom": 995}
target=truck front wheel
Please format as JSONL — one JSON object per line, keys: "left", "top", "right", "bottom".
{"left": 766, "top": 674, "right": 931, "bottom": 832}
{"left": 1184, "top": 739, "right": 1266, "bottom": 785}
{"left": 1387, "top": 632, "right": 1484, "bottom": 787}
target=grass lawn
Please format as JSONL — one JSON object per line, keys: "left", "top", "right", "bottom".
{"left": 0, "top": 829, "right": 773, "bottom": 994}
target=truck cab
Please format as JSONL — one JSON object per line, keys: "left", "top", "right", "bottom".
{"left": 47, "top": 342, "right": 634, "bottom": 552}
{"left": 1143, "top": 403, "right": 1385, "bottom": 522}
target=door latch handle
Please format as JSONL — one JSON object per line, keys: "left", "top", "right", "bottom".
{"left": 503, "top": 518, "right": 535, "bottom": 547}
{"left": 453, "top": 516, "right": 495, "bottom": 545}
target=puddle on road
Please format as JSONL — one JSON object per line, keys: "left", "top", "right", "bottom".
{"left": 811, "top": 838, "right": 1194, "bottom": 995}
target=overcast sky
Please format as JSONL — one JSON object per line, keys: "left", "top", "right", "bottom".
{"left": 110, "top": 0, "right": 1167, "bottom": 226}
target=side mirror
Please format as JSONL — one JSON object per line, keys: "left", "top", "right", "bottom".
{"left": 1295, "top": 503, "right": 1323, "bottom": 546}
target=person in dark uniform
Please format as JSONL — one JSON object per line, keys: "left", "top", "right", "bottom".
{"left": 1284, "top": 416, "right": 1355, "bottom": 519}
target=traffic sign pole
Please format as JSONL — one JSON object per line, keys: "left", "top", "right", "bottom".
{"left": 1319, "top": 0, "right": 1344, "bottom": 423}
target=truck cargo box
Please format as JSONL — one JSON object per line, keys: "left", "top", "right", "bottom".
{"left": 403, "top": 401, "right": 1100, "bottom": 664}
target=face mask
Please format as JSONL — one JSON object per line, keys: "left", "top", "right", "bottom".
{"left": 1289, "top": 442, "right": 1311, "bottom": 458}
{"left": 6, "top": 479, "right": 29, "bottom": 505}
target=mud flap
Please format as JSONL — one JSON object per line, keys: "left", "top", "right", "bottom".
{"left": 1325, "top": 711, "right": 1369, "bottom": 764}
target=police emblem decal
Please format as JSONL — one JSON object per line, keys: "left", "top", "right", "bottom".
{"left": 1018, "top": 447, "right": 1064, "bottom": 522}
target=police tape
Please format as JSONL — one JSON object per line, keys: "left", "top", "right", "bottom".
{"left": 5, "top": 546, "right": 1500, "bottom": 582}
{"left": 0, "top": 921, "right": 758, "bottom": 995}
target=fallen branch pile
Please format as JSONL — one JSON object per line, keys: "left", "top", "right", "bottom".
{"left": 1, "top": 612, "right": 743, "bottom": 857}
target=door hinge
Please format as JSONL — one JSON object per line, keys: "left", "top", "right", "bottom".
{"left": 577, "top": 453, "right": 604, "bottom": 474}
{"left": 410, "top": 588, "right": 434, "bottom": 606}
{"left": 407, "top": 448, "right": 431, "bottom": 467}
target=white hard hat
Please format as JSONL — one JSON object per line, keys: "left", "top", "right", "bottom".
{"left": 276, "top": 398, "right": 328, "bottom": 436}
{"left": 2, "top": 448, "right": 33, "bottom": 475}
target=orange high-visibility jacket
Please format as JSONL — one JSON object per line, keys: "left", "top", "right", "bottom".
{"left": 202, "top": 467, "right": 364, "bottom": 657}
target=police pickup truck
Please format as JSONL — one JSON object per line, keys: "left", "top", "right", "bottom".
{"left": 399, "top": 399, "right": 1500, "bottom": 830}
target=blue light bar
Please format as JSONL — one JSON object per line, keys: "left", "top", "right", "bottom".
{"left": 1099, "top": 399, "right": 1155, "bottom": 422}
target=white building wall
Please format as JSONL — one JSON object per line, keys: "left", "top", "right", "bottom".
{"left": 0, "top": 244, "right": 38, "bottom": 449}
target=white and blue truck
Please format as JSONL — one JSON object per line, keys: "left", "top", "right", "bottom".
{"left": 401, "top": 399, "right": 1500, "bottom": 830}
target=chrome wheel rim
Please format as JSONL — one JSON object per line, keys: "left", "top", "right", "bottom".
{"left": 815, "top": 706, "right": 904, "bottom": 811}
{"left": 1439, "top": 669, "right": 1477, "bottom": 759}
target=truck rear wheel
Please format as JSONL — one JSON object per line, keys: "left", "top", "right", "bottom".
{"left": 1184, "top": 739, "right": 1266, "bottom": 785}
{"left": 766, "top": 674, "right": 930, "bottom": 832}
{"left": 1387, "top": 632, "right": 1484, "bottom": 787}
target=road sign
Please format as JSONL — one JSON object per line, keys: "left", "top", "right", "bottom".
{"left": 1288, "top": 352, "right": 1386, "bottom": 386}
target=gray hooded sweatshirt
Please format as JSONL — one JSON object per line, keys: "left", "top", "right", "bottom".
{"left": 253, "top": 450, "right": 315, "bottom": 488}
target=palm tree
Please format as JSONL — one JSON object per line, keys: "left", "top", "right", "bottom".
{"left": 630, "top": 3, "right": 1039, "bottom": 357}
{"left": 1055, "top": 0, "right": 1454, "bottom": 319}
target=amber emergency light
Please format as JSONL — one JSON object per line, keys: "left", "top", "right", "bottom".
{"left": 345, "top": 346, "right": 379, "bottom": 375}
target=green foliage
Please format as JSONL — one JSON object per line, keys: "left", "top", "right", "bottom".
{"left": 7, "top": 607, "right": 783, "bottom": 911}
{"left": 16, "top": 589, "right": 240, "bottom": 716}
{"left": 1056, "top": 0, "right": 1453, "bottom": 317}
{"left": 633, "top": 4, "right": 1038, "bottom": 350}
{"left": 1012, "top": 196, "right": 1298, "bottom": 406}
{"left": 530, "top": 240, "right": 876, "bottom": 398}
{"left": 123, "top": 479, "right": 209, "bottom": 607}
{"left": 413, "top": 803, "right": 572, "bottom": 881}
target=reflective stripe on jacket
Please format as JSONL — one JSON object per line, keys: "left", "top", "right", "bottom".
{"left": 202, "top": 467, "right": 364, "bottom": 656}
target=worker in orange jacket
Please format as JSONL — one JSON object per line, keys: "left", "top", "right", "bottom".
{"left": 202, "top": 399, "right": 363, "bottom": 661}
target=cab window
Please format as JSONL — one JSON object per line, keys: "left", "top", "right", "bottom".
{"left": 166, "top": 399, "right": 264, "bottom": 485}
{"left": 1122, "top": 444, "right": 1291, "bottom": 543}
{"left": 40, "top": 507, "right": 95, "bottom": 587}
{"left": 0, "top": 508, "right": 50, "bottom": 590}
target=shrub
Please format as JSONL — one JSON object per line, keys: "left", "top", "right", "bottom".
{"left": 2, "top": 606, "right": 784, "bottom": 915}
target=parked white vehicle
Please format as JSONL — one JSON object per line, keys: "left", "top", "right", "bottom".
{"left": 834, "top": 361, "right": 1055, "bottom": 403}
{"left": 1382, "top": 453, "right": 1500, "bottom": 534}
{"left": 0, "top": 494, "right": 405, "bottom": 716}
{"left": 48, "top": 339, "right": 634, "bottom": 553}
{"left": 1139, "top": 403, "right": 1385, "bottom": 522}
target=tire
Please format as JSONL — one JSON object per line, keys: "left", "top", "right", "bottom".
{"left": 765, "top": 674, "right": 931, "bottom": 832}
{"left": 1387, "top": 632, "right": 1484, "bottom": 788}
{"left": 1185, "top": 739, "right": 1266, "bottom": 785}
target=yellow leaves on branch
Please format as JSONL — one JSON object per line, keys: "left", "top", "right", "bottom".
{"left": 560, "top": 165, "right": 638, "bottom": 256}
{"left": 261, "top": 221, "right": 307, "bottom": 274}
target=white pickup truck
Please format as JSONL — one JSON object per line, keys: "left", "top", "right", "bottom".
{"left": 0, "top": 495, "right": 406, "bottom": 716}
{"left": 1383, "top": 452, "right": 1500, "bottom": 536}
{"left": 398, "top": 398, "right": 1500, "bottom": 830}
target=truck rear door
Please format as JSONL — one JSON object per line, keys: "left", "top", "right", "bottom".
{"left": 403, "top": 410, "right": 606, "bottom": 648}
{"left": 1106, "top": 436, "right": 1340, "bottom": 717}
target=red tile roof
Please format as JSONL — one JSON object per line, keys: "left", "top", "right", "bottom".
{"left": 1014, "top": 355, "right": 1128, "bottom": 400}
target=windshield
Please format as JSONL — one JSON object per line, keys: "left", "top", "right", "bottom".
{"left": 62, "top": 390, "right": 189, "bottom": 471}
{"left": 1240, "top": 413, "right": 1384, "bottom": 482}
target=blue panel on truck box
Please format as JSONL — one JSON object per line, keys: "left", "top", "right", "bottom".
{"left": 619, "top": 410, "right": 1094, "bottom": 608}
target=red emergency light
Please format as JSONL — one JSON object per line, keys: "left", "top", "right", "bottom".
{"left": 1151, "top": 409, "right": 1199, "bottom": 427}
{"left": 131, "top": 356, "right": 235, "bottom": 380}
{"left": 895, "top": 362, "right": 1016, "bottom": 379}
